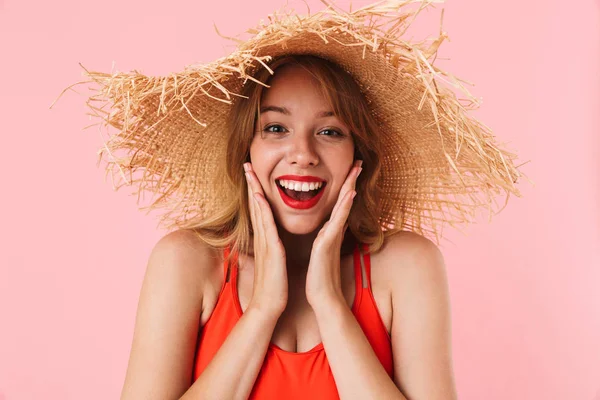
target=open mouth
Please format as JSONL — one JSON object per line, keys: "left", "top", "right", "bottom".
{"left": 277, "top": 180, "right": 325, "bottom": 200}
{"left": 276, "top": 179, "right": 327, "bottom": 209}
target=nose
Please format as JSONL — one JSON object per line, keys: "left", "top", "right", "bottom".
{"left": 285, "top": 133, "right": 319, "bottom": 167}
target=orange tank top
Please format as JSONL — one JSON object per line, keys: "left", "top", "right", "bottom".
{"left": 191, "top": 242, "right": 393, "bottom": 398}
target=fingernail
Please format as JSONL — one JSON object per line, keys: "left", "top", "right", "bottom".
{"left": 357, "top": 160, "right": 363, "bottom": 168}
{"left": 245, "top": 172, "right": 250, "bottom": 180}
{"left": 357, "top": 167, "right": 363, "bottom": 176}
{"left": 243, "top": 163, "right": 249, "bottom": 172}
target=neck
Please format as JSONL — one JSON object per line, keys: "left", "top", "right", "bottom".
{"left": 276, "top": 224, "right": 356, "bottom": 278}
{"left": 277, "top": 225, "right": 319, "bottom": 270}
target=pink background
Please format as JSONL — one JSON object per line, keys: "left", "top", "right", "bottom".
{"left": 1, "top": 0, "right": 599, "bottom": 398}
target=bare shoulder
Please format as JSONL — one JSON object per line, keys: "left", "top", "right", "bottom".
{"left": 376, "top": 232, "right": 457, "bottom": 399}
{"left": 120, "top": 229, "right": 222, "bottom": 400}
{"left": 141, "top": 229, "right": 224, "bottom": 317}
{"left": 373, "top": 231, "right": 447, "bottom": 288}
{"left": 147, "top": 229, "right": 223, "bottom": 295}
{"left": 375, "top": 230, "right": 443, "bottom": 263}
{"left": 374, "top": 231, "right": 450, "bottom": 322}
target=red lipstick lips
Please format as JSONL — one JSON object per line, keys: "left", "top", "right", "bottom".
{"left": 275, "top": 175, "right": 325, "bottom": 182}
{"left": 275, "top": 175, "right": 326, "bottom": 210}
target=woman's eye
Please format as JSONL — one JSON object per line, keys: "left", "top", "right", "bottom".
{"left": 319, "top": 128, "right": 343, "bottom": 137}
{"left": 263, "top": 124, "right": 287, "bottom": 134}
{"left": 262, "top": 125, "right": 343, "bottom": 137}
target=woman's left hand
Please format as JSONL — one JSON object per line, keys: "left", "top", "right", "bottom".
{"left": 306, "top": 159, "right": 363, "bottom": 311}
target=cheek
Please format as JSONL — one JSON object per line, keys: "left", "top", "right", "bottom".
{"left": 329, "top": 140, "right": 355, "bottom": 166}
{"left": 330, "top": 145, "right": 355, "bottom": 170}
{"left": 249, "top": 141, "right": 279, "bottom": 185}
{"left": 250, "top": 136, "right": 289, "bottom": 162}
{"left": 327, "top": 151, "right": 355, "bottom": 191}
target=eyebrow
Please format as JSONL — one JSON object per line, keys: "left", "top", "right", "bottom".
{"left": 259, "top": 105, "right": 334, "bottom": 118}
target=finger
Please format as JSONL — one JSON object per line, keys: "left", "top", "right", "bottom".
{"left": 342, "top": 160, "right": 362, "bottom": 194}
{"left": 252, "top": 191, "right": 281, "bottom": 247}
{"left": 245, "top": 164, "right": 267, "bottom": 233}
{"left": 318, "top": 190, "right": 354, "bottom": 244}
{"left": 245, "top": 166, "right": 266, "bottom": 245}
{"left": 245, "top": 163, "right": 266, "bottom": 197}
{"left": 245, "top": 164, "right": 280, "bottom": 245}
{"left": 245, "top": 170, "right": 260, "bottom": 239}
{"left": 331, "top": 161, "right": 362, "bottom": 219}
{"left": 330, "top": 190, "right": 356, "bottom": 233}
{"left": 245, "top": 164, "right": 266, "bottom": 248}
{"left": 332, "top": 160, "right": 361, "bottom": 215}
{"left": 246, "top": 163, "right": 276, "bottom": 244}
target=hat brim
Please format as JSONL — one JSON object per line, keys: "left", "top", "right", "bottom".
{"left": 63, "top": 0, "right": 528, "bottom": 242}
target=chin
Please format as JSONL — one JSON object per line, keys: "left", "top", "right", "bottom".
{"left": 276, "top": 215, "right": 325, "bottom": 236}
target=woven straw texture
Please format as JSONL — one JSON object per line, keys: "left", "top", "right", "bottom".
{"left": 56, "top": 0, "right": 529, "bottom": 243}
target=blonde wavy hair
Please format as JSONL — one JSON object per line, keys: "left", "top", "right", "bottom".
{"left": 190, "top": 54, "right": 400, "bottom": 262}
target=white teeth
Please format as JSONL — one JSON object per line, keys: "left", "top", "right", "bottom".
{"left": 278, "top": 180, "right": 323, "bottom": 191}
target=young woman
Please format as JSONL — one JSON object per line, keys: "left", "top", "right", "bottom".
{"left": 120, "top": 55, "right": 458, "bottom": 399}
{"left": 65, "top": 2, "right": 523, "bottom": 399}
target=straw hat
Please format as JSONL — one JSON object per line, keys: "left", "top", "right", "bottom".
{"left": 56, "top": 0, "right": 529, "bottom": 244}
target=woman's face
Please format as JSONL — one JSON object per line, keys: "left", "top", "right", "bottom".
{"left": 249, "top": 64, "right": 355, "bottom": 235}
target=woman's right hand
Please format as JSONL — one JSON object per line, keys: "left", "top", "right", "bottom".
{"left": 244, "top": 162, "right": 288, "bottom": 319}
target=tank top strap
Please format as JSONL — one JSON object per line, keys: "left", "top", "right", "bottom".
{"left": 360, "top": 242, "right": 372, "bottom": 288}
{"left": 223, "top": 245, "right": 230, "bottom": 282}
{"left": 354, "top": 243, "right": 370, "bottom": 294}
{"left": 352, "top": 242, "right": 372, "bottom": 291}
{"left": 223, "top": 245, "right": 239, "bottom": 284}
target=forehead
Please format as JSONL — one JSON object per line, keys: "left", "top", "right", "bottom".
{"left": 260, "top": 65, "right": 329, "bottom": 109}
